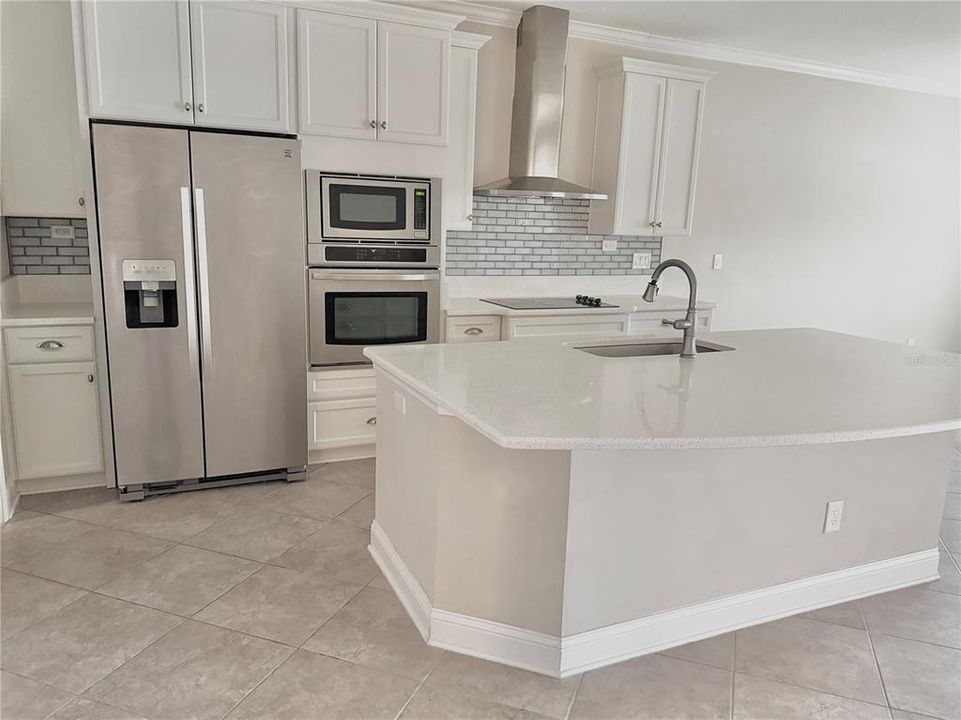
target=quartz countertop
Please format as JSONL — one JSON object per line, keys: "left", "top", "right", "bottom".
{"left": 1, "top": 302, "right": 95, "bottom": 327}
{"left": 365, "top": 328, "right": 961, "bottom": 450}
{"left": 444, "top": 294, "right": 717, "bottom": 317}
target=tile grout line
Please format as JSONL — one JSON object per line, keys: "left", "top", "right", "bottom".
{"left": 214, "top": 644, "right": 298, "bottom": 720}
{"left": 729, "top": 631, "right": 737, "bottom": 720}
{"left": 562, "top": 671, "right": 585, "bottom": 720}
{"left": 862, "top": 603, "right": 894, "bottom": 713}
{"left": 391, "top": 664, "right": 436, "bottom": 720}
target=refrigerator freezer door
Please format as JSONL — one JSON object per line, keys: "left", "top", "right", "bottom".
{"left": 92, "top": 124, "right": 205, "bottom": 486}
{"left": 189, "top": 132, "right": 307, "bottom": 477}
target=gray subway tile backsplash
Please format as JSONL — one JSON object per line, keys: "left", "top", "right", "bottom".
{"left": 5, "top": 216, "right": 90, "bottom": 275}
{"left": 446, "top": 197, "right": 661, "bottom": 276}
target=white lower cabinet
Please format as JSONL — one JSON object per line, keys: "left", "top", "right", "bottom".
{"left": 8, "top": 361, "right": 103, "bottom": 480}
{"left": 445, "top": 314, "right": 501, "bottom": 343}
{"left": 503, "top": 314, "right": 630, "bottom": 341}
{"left": 628, "top": 310, "right": 712, "bottom": 336}
{"left": 307, "top": 366, "right": 377, "bottom": 462}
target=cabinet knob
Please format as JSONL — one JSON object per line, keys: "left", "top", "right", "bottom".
{"left": 466, "top": 213, "right": 474, "bottom": 221}
{"left": 380, "top": 121, "right": 387, "bottom": 130}
{"left": 36, "top": 340, "right": 64, "bottom": 350}
{"left": 464, "top": 327, "right": 483, "bottom": 336}
{"left": 198, "top": 103, "right": 205, "bottom": 113}
{"left": 184, "top": 101, "right": 191, "bottom": 111}
{"left": 648, "top": 221, "right": 655, "bottom": 227}
{"left": 77, "top": 197, "right": 85, "bottom": 207}
{"left": 366, "top": 417, "right": 377, "bottom": 425}
{"left": 655, "top": 222, "right": 662, "bottom": 228}
{"left": 87, "top": 374, "right": 94, "bottom": 383}
{"left": 369, "top": 120, "right": 376, "bottom": 129}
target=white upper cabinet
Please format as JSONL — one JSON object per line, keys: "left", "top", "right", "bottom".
{"left": 1, "top": 0, "right": 86, "bottom": 216}
{"left": 82, "top": 0, "right": 193, "bottom": 124}
{"left": 444, "top": 31, "right": 490, "bottom": 230}
{"left": 297, "top": 10, "right": 450, "bottom": 146}
{"left": 589, "top": 59, "right": 711, "bottom": 237}
{"left": 81, "top": 0, "right": 290, "bottom": 131}
{"left": 377, "top": 22, "right": 449, "bottom": 146}
{"left": 190, "top": 2, "right": 290, "bottom": 132}
{"left": 298, "top": 10, "right": 377, "bottom": 139}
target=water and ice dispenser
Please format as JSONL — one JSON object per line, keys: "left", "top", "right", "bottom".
{"left": 122, "top": 259, "right": 178, "bottom": 328}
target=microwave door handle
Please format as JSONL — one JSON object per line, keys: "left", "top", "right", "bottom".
{"left": 310, "top": 272, "right": 437, "bottom": 282}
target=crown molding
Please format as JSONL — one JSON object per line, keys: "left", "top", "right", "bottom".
{"left": 396, "top": 1, "right": 958, "bottom": 98}
{"left": 452, "top": 29, "right": 493, "bottom": 50}
{"left": 288, "top": 0, "right": 465, "bottom": 30}
{"left": 597, "top": 58, "right": 715, "bottom": 84}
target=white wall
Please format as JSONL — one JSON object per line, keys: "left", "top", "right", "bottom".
{"left": 468, "top": 27, "right": 961, "bottom": 351}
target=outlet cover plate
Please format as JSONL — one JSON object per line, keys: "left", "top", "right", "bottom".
{"left": 823, "top": 500, "right": 844, "bottom": 533}
{"left": 50, "top": 225, "right": 75, "bottom": 240}
{"left": 602, "top": 239, "right": 617, "bottom": 252}
{"left": 632, "top": 252, "right": 651, "bottom": 270}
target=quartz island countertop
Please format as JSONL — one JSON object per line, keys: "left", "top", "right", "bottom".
{"left": 364, "top": 328, "right": 961, "bottom": 450}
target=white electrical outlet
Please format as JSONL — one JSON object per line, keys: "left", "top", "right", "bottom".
{"left": 394, "top": 391, "right": 406, "bottom": 415}
{"left": 602, "top": 239, "right": 617, "bottom": 252}
{"left": 50, "top": 225, "right": 75, "bottom": 240}
{"left": 823, "top": 500, "right": 844, "bottom": 533}
{"left": 906, "top": 338, "right": 916, "bottom": 346}
{"left": 712, "top": 254, "right": 723, "bottom": 270}
{"left": 632, "top": 252, "right": 651, "bottom": 270}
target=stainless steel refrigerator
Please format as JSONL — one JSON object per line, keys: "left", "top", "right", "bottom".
{"left": 92, "top": 123, "right": 307, "bottom": 499}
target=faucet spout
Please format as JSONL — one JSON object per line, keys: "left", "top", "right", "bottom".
{"left": 642, "top": 258, "right": 699, "bottom": 358}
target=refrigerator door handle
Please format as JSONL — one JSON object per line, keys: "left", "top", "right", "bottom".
{"left": 180, "top": 187, "right": 200, "bottom": 369}
{"left": 194, "top": 188, "right": 213, "bottom": 375}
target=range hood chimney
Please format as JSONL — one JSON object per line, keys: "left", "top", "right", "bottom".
{"left": 474, "top": 5, "right": 606, "bottom": 200}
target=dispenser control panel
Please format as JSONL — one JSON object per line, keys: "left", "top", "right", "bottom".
{"left": 122, "top": 259, "right": 178, "bottom": 329}
{"left": 122, "top": 259, "right": 176, "bottom": 282}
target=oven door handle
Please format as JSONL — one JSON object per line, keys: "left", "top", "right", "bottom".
{"left": 310, "top": 271, "right": 438, "bottom": 282}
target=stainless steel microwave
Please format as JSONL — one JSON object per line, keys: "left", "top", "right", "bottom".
{"left": 306, "top": 172, "right": 438, "bottom": 244}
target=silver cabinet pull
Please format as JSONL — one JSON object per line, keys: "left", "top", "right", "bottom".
{"left": 380, "top": 121, "right": 387, "bottom": 130}
{"left": 464, "top": 327, "right": 483, "bottom": 335}
{"left": 366, "top": 417, "right": 377, "bottom": 425}
{"left": 655, "top": 222, "right": 662, "bottom": 228}
{"left": 78, "top": 197, "right": 85, "bottom": 207}
{"left": 369, "top": 120, "right": 376, "bottom": 128}
{"left": 198, "top": 103, "right": 205, "bottom": 113}
{"left": 184, "top": 101, "right": 191, "bottom": 111}
{"left": 87, "top": 374, "right": 94, "bottom": 383}
{"left": 36, "top": 340, "right": 64, "bottom": 350}
{"left": 648, "top": 221, "right": 656, "bottom": 228}
{"left": 467, "top": 213, "right": 474, "bottom": 221}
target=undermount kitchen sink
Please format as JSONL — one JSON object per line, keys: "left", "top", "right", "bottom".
{"left": 576, "top": 339, "right": 735, "bottom": 358}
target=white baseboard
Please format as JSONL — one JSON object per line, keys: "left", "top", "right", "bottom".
{"left": 369, "top": 520, "right": 431, "bottom": 639}
{"left": 18, "top": 472, "right": 107, "bottom": 496}
{"left": 370, "top": 520, "right": 940, "bottom": 679}
{"left": 309, "top": 444, "right": 375, "bottom": 465}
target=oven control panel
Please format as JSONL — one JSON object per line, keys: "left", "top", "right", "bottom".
{"left": 414, "top": 188, "right": 428, "bottom": 231}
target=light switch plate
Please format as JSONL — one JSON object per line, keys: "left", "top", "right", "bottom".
{"left": 394, "top": 391, "right": 406, "bottom": 415}
{"left": 713, "top": 254, "right": 723, "bottom": 270}
{"left": 602, "top": 239, "right": 617, "bottom": 252}
{"left": 823, "top": 500, "right": 844, "bottom": 533}
{"left": 50, "top": 225, "right": 75, "bottom": 240}
{"left": 632, "top": 252, "right": 651, "bottom": 270}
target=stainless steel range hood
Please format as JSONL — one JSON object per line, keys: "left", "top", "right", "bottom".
{"left": 474, "top": 5, "right": 606, "bottom": 200}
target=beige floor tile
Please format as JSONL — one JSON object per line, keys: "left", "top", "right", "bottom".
{"left": 802, "top": 599, "right": 866, "bottom": 629}
{"left": 732, "top": 673, "right": 889, "bottom": 719}
{"left": 86, "top": 620, "right": 291, "bottom": 720}
{"left": 185, "top": 508, "right": 324, "bottom": 562}
{"left": 98, "top": 545, "right": 261, "bottom": 616}
{"left": 368, "top": 573, "right": 392, "bottom": 590}
{"left": 860, "top": 586, "right": 961, "bottom": 648}
{"left": 9, "top": 526, "right": 171, "bottom": 590}
{"left": 0, "top": 511, "right": 92, "bottom": 567}
{"left": 1, "top": 670, "right": 76, "bottom": 720}
{"left": 259, "top": 479, "right": 370, "bottom": 521}
{"left": 658, "top": 632, "right": 734, "bottom": 670}
{"left": 943, "top": 492, "right": 961, "bottom": 520}
{"left": 226, "top": 650, "right": 417, "bottom": 720}
{"left": 50, "top": 698, "right": 149, "bottom": 720}
{"left": 890, "top": 712, "right": 944, "bottom": 720}
{"left": 1, "top": 594, "right": 181, "bottom": 694}
{"left": 401, "top": 684, "right": 555, "bottom": 720}
{"left": 1, "top": 569, "right": 87, "bottom": 639}
{"left": 312, "top": 458, "right": 376, "bottom": 489}
{"left": 336, "top": 494, "right": 375, "bottom": 529}
{"left": 734, "top": 616, "right": 885, "bottom": 704}
{"left": 873, "top": 633, "right": 961, "bottom": 719}
{"left": 303, "top": 586, "right": 444, "bottom": 679}
{"left": 275, "top": 522, "right": 379, "bottom": 585}
{"left": 428, "top": 653, "right": 579, "bottom": 720}
{"left": 571, "top": 653, "right": 731, "bottom": 720}
{"left": 196, "top": 565, "right": 361, "bottom": 646}
{"left": 927, "top": 544, "right": 961, "bottom": 595}
{"left": 941, "top": 517, "right": 961, "bottom": 553}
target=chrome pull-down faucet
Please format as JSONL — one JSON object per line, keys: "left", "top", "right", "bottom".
{"left": 642, "top": 259, "right": 699, "bottom": 358}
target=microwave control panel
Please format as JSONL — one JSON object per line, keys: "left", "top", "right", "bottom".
{"left": 414, "top": 188, "right": 428, "bottom": 231}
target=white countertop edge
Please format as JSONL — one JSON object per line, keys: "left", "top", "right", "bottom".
{"left": 444, "top": 295, "right": 717, "bottom": 317}
{"left": 366, "top": 355, "right": 961, "bottom": 451}
{"left": 1, "top": 315, "right": 95, "bottom": 327}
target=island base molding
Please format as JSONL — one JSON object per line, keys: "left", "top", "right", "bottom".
{"left": 370, "top": 520, "right": 939, "bottom": 678}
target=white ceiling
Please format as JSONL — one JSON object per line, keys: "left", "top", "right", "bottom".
{"left": 467, "top": 1, "right": 961, "bottom": 92}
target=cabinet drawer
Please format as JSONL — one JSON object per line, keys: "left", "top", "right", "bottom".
{"left": 445, "top": 314, "right": 501, "bottom": 343}
{"left": 308, "top": 397, "right": 377, "bottom": 450}
{"left": 308, "top": 367, "right": 377, "bottom": 402}
{"left": 505, "top": 314, "right": 628, "bottom": 340}
{"left": 627, "top": 311, "right": 712, "bottom": 336}
{"left": 4, "top": 325, "right": 95, "bottom": 364}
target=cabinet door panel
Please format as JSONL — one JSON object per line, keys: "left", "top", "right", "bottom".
{"left": 9, "top": 361, "right": 103, "bottom": 480}
{"left": 377, "top": 23, "right": 449, "bottom": 146}
{"left": 614, "top": 74, "right": 664, "bottom": 236}
{"left": 308, "top": 398, "right": 377, "bottom": 450}
{"left": 191, "top": 1, "right": 290, "bottom": 132}
{"left": 655, "top": 79, "right": 705, "bottom": 236}
{"left": 298, "top": 10, "right": 377, "bottom": 139}
{"left": 444, "top": 45, "right": 479, "bottom": 230}
{"left": 82, "top": 0, "right": 193, "bottom": 123}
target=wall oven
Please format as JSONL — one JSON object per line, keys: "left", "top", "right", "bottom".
{"left": 306, "top": 171, "right": 440, "bottom": 267}
{"left": 309, "top": 268, "right": 440, "bottom": 366}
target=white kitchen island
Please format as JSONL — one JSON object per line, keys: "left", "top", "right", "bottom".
{"left": 364, "top": 329, "right": 960, "bottom": 678}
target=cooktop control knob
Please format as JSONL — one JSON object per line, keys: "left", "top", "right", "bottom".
{"left": 593, "top": 297, "right": 602, "bottom": 306}
{"left": 576, "top": 295, "right": 585, "bottom": 303}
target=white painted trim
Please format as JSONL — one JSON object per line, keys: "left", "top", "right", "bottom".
{"left": 401, "top": 1, "right": 958, "bottom": 98}
{"left": 451, "top": 30, "right": 491, "bottom": 51}
{"left": 17, "top": 472, "right": 107, "bottom": 496}
{"left": 275, "top": 0, "right": 463, "bottom": 30}
{"left": 430, "top": 609, "right": 561, "bottom": 675}
{"left": 559, "top": 547, "right": 940, "bottom": 677}
{"left": 597, "top": 58, "right": 714, "bottom": 83}
{"left": 369, "top": 520, "right": 432, "bottom": 639}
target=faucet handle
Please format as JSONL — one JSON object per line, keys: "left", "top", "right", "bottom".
{"left": 663, "top": 318, "right": 692, "bottom": 330}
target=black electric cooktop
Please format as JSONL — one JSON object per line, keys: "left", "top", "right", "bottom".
{"left": 481, "top": 296, "right": 619, "bottom": 310}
